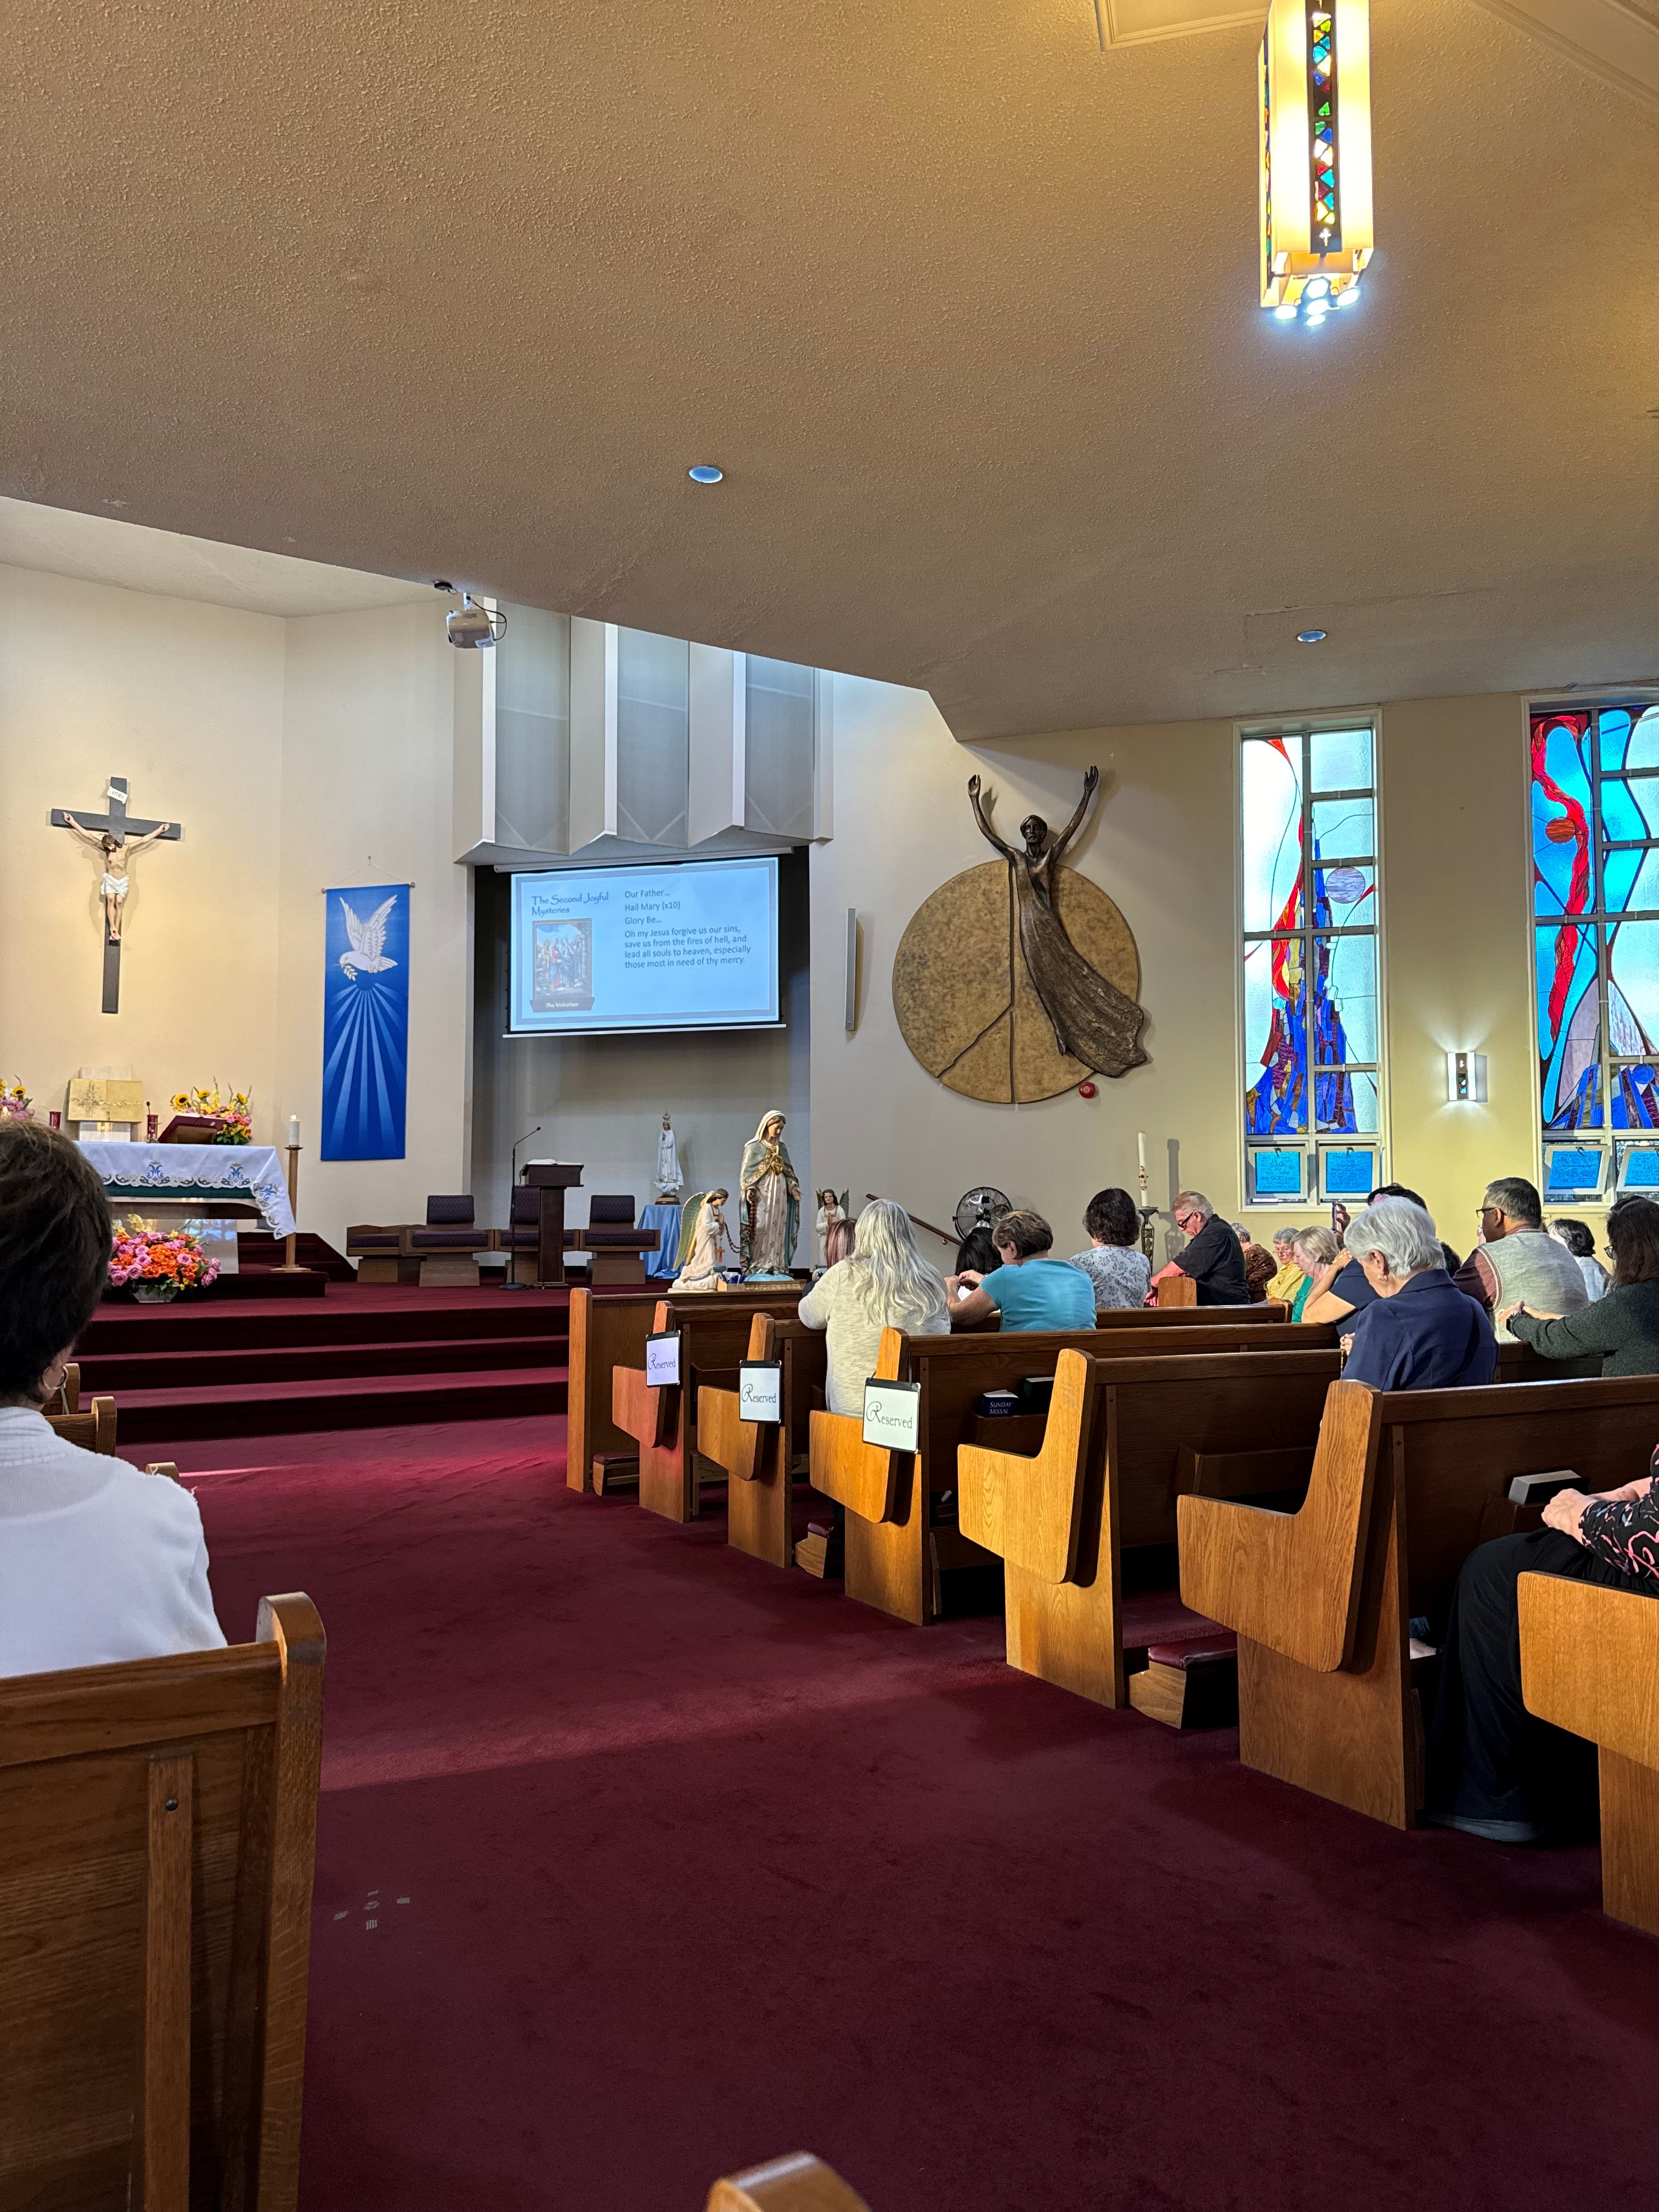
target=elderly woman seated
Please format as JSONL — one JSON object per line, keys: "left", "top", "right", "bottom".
{"left": 1337, "top": 1199, "right": 1497, "bottom": 1390}
{"left": 1426, "top": 1465, "right": 1659, "bottom": 1842}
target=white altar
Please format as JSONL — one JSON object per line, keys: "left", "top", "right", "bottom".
{"left": 79, "top": 1141, "right": 297, "bottom": 1238}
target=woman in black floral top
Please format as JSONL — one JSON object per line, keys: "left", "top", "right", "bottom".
{"left": 1425, "top": 1455, "right": 1659, "bottom": 1844}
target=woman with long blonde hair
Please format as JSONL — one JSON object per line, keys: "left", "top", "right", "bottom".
{"left": 798, "top": 1198, "right": 950, "bottom": 1414}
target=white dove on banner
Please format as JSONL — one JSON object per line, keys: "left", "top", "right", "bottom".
{"left": 338, "top": 895, "right": 399, "bottom": 980}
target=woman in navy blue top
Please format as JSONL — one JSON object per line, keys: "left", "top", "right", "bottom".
{"left": 1338, "top": 1200, "right": 1496, "bottom": 1391}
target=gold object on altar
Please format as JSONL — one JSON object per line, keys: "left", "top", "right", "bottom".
{"left": 66, "top": 1077, "right": 145, "bottom": 1124}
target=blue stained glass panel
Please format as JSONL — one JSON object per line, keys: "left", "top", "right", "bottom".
{"left": 1319, "top": 1070, "right": 1378, "bottom": 1134}
{"left": 1310, "top": 796, "right": 1374, "bottom": 857}
{"left": 1609, "top": 921, "right": 1659, "bottom": 1056}
{"left": 1250, "top": 1148, "right": 1305, "bottom": 1199}
{"left": 1309, "top": 727, "right": 1373, "bottom": 792}
{"left": 1601, "top": 844, "right": 1659, "bottom": 917}
{"left": 1323, "top": 1149, "right": 1376, "bottom": 1198}
{"left": 1314, "top": 862, "right": 1375, "bottom": 925}
{"left": 1611, "top": 1064, "right": 1659, "bottom": 1131}
{"left": 1546, "top": 1148, "right": 1606, "bottom": 1197}
{"left": 1600, "top": 778, "right": 1659, "bottom": 844}
{"left": 1242, "top": 738, "right": 1304, "bottom": 931}
{"left": 1314, "top": 932, "right": 1376, "bottom": 1063}
{"left": 1598, "top": 707, "right": 1659, "bottom": 775}
{"left": 1537, "top": 922, "right": 1600, "bottom": 1125}
{"left": 1622, "top": 1146, "right": 1659, "bottom": 1189}
{"left": 1244, "top": 936, "right": 1308, "bottom": 1134}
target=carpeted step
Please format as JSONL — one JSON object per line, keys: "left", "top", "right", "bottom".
{"left": 109, "top": 1363, "right": 570, "bottom": 1442}
{"left": 79, "top": 1329, "right": 568, "bottom": 1393}
{"left": 79, "top": 1284, "right": 570, "bottom": 1357}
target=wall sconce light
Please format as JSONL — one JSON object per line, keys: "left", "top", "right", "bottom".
{"left": 1447, "top": 1051, "right": 1489, "bottom": 1104}
{"left": 1260, "top": 0, "right": 1374, "bottom": 323}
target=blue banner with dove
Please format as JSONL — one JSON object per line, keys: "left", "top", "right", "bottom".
{"left": 321, "top": 883, "right": 410, "bottom": 1161}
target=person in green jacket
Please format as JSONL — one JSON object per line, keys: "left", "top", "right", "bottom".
{"left": 1500, "top": 1195, "right": 1659, "bottom": 1375}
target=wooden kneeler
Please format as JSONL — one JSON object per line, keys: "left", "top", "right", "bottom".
{"left": 957, "top": 1349, "right": 1129, "bottom": 1706}
{"left": 1520, "top": 1572, "right": 1659, "bottom": 1939}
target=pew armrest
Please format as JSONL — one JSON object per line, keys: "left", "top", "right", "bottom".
{"left": 707, "top": 2153, "right": 871, "bottom": 2212}
{"left": 958, "top": 1347, "right": 1094, "bottom": 1582}
{"left": 698, "top": 1385, "right": 763, "bottom": 1481}
{"left": 1177, "top": 1380, "right": 1381, "bottom": 1673}
{"left": 1520, "top": 1571, "right": 1659, "bottom": 1767}
{"left": 809, "top": 1410, "right": 900, "bottom": 1522}
{"left": 612, "top": 1364, "right": 672, "bottom": 1451}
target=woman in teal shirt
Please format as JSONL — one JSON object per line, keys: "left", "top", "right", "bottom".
{"left": 946, "top": 1209, "right": 1097, "bottom": 1330}
{"left": 1290, "top": 1226, "right": 1339, "bottom": 1322}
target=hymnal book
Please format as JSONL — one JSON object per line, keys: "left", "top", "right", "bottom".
{"left": 1507, "top": 1470, "right": 1579, "bottom": 1505}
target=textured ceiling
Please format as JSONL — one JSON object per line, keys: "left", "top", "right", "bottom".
{"left": 8, "top": 1, "right": 1658, "bottom": 738}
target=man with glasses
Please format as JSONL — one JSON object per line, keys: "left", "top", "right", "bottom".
{"left": 1451, "top": 1175, "right": 1586, "bottom": 1341}
{"left": 1149, "top": 1189, "right": 1248, "bottom": 1305}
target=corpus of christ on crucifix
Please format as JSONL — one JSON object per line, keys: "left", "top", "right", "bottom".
{"left": 50, "top": 774, "right": 182, "bottom": 1014}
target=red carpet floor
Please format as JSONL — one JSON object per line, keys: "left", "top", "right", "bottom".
{"left": 195, "top": 1426, "right": 1657, "bottom": 2212}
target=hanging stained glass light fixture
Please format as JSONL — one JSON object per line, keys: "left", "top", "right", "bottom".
{"left": 1260, "top": 0, "right": 1374, "bottom": 325}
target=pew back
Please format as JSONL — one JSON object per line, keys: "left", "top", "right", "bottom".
{"left": 1180, "top": 1373, "right": 1659, "bottom": 1826}
{"left": 1091, "top": 1301, "right": 1289, "bottom": 1327}
{"left": 697, "top": 1316, "right": 830, "bottom": 1568}
{"left": 614, "top": 1296, "right": 804, "bottom": 1521}
{"left": 0, "top": 1593, "right": 325, "bottom": 2211}
{"left": 569, "top": 1284, "right": 804, "bottom": 1493}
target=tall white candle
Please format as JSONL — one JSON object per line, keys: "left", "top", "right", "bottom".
{"left": 287, "top": 1115, "right": 301, "bottom": 1149}
{"left": 1137, "top": 1130, "right": 1147, "bottom": 1171}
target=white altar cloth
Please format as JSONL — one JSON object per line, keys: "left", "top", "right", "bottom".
{"left": 80, "top": 1142, "right": 297, "bottom": 1238}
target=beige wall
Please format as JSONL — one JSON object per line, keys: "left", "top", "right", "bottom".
{"left": 809, "top": 674, "right": 1537, "bottom": 1268}
{"left": 276, "top": 603, "right": 473, "bottom": 1256}
{"left": 0, "top": 562, "right": 287, "bottom": 1131}
{"left": 0, "top": 566, "right": 473, "bottom": 1262}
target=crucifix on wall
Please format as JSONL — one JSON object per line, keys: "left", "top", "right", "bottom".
{"left": 51, "top": 776, "right": 182, "bottom": 1014}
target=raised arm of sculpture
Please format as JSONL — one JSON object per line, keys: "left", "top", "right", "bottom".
{"left": 1048, "top": 765, "right": 1099, "bottom": 864}
{"left": 966, "top": 775, "right": 1018, "bottom": 862}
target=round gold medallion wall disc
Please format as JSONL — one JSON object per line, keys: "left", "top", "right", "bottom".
{"left": 891, "top": 861, "right": 1142, "bottom": 1104}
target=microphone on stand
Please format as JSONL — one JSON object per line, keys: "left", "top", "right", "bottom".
{"left": 503, "top": 1126, "right": 543, "bottom": 1293}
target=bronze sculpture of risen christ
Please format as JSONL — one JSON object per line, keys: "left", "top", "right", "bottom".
{"left": 967, "top": 766, "right": 1148, "bottom": 1079}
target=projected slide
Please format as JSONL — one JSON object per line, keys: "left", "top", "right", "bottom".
{"left": 508, "top": 857, "right": 780, "bottom": 1035}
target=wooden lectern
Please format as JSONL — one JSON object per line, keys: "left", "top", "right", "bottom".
{"left": 522, "top": 1163, "right": 584, "bottom": 1286}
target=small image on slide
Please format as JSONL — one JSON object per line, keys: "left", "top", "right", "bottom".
{"left": 532, "top": 917, "right": 595, "bottom": 1012}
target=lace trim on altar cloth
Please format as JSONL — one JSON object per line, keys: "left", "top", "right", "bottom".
{"left": 98, "top": 1159, "right": 291, "bottom": 1232}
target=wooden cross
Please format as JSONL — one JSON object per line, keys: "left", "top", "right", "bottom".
{"left": 51, "top": 776, "right": 183, "bottom": 1014}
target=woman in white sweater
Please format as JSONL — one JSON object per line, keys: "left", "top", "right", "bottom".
{"left": 798, "top": 1199, "right": 950, "bottom": 1413}
{"left": 0, "top": 1121, "right": 224, "bottom": 1679}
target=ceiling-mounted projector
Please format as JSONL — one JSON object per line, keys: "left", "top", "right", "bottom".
{"left": 435, "top": 583, "right": 505, "bottom": 648}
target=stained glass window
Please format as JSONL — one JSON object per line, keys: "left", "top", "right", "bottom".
{"left": 1241, "top": 724, "right": 1382, "bottom": 1203}
{"left": 1532, "top": 702, "right": 1659, "bottom": 1182}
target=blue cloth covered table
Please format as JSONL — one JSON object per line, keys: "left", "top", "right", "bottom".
{"left": 640, "top": 1201, "right": 682, "bottom": 1279}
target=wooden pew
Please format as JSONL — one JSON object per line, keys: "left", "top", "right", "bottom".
{"left": 0, "top": 1592, "right": 325, "bottom": 2210}
{"left": 1154, "top": 1274, "right": 1198, "bottom": 1306}
{"left": 810, "top": 1324, "right": 1344, "bottom": 1631}
{"left": 708, "top": 2153, "right": 870, "bottom": 2210}
{"left": 697, "top": 1314, "right": 830, "bottom": 1568}
{"left": 1179, "top": 1373, "right": 1659, "bottom": 1828}
{"left": 44, "top": 1359, "right": 117, "bottom": 1454}
{"left": 955, "top": 1345, "right": 1342, "bottom": 1702}
{"left": 1094, "top": 1300, "right": 1289, "bottom": 1326}
{"left": 1520, "top": 1572, "right": 1659, "bottom": 1939}
{"left": 612, "top": 1293, "right": 804, "bottom": 1522}
{"left": 567, "top": 1284, "right": 804, "bottom": 1495}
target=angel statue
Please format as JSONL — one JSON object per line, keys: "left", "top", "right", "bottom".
{"left": 815, "top": 1188, "right": 854, "bottom": 1271}
{"left": 338, "top": 895, "right": 398, "bottom": 980}
{"left": 740, "top": 1110, "right": 801, "bottom": 1280}
{"left": 671, "top": 1188, "right": 737, "bottom": 1291}
{"left": 968, "top": 767, "right": 1148, "bottom": 1078}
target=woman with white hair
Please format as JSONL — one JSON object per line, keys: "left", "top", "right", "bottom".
{"left": 1339, "top": 1199, "right": 1497, "bottom": 1390}
{"left": 797, "top": 1198, "right": 950, "bottom": 1415}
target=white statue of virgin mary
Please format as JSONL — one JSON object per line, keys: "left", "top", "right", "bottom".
{"left": 738, "top": 1110, "right": 801, "bottom": 1279}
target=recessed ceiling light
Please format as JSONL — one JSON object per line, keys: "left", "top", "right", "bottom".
{"left": 1297, "top": 629, "right": 1328, "bottom": 644}
{"left": 687, "top": 464, "right": 724, "bottom": 485}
